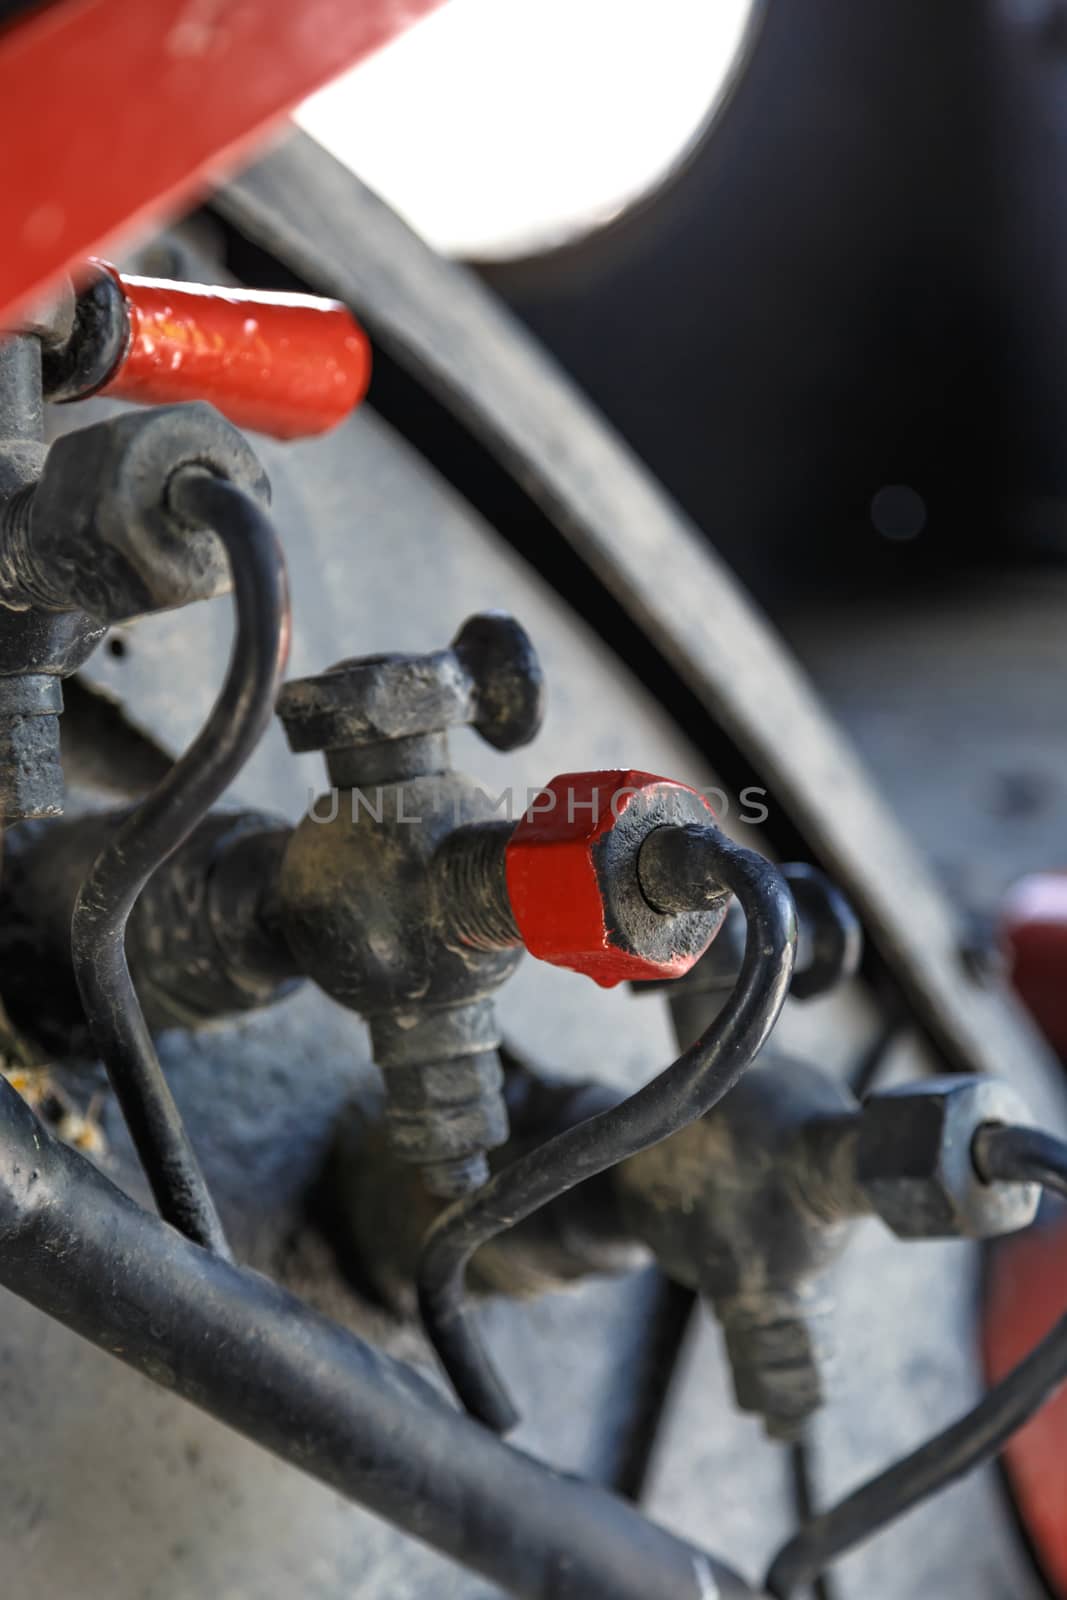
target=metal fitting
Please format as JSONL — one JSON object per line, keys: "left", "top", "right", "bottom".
{"left": 0, "top": 402, "right": 269, "bottom": 623}
{"left": 853, "top": 1076, "right": 1041, "bottom": 1240}
{"left": 634, "top": 857, "right": 863, "bottom": 1015}
{"left": 615, "top": 1056, "right": 858, "bottom": 1440}
{"left": 0, "top": 808, "right": 300, "bottom": 1054}
{"left": 504, "top": 776, "right": 729, "bottom": 986}
{"left": 330, "top": 1061, "right": 643, "bottom": 1314}
{"left": 278, "top": 610, "right": 544, "bottom": 783}
{"left": 0, "top": 332, "right": 103, "bottom": 819}
{"left": 277, "top": 613, "right": 545, "bottom": 1197}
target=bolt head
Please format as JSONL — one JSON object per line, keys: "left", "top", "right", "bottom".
{"left": 451, "top": 612, "right": 544, "bottom": 751}
{"left": 505, "top": 770, "right": 726, "bottom": 987}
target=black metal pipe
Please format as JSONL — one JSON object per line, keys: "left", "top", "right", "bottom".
{"left": 417, "top": 831, "right": 796, "bottom": 1431}
{"left": 71, "top": 471, "right": 290, "bottom": 1256}
{"left": 0, "top": 1074, "right": 759, "bottom": 1600}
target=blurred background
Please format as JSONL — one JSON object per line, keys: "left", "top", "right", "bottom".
{"left": 297, "top": 0, "right": 1067, "bottom": 613}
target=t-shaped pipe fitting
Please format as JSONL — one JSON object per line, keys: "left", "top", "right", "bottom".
{"left": 276, "top": 613, "right": 545, "bottom": 1198}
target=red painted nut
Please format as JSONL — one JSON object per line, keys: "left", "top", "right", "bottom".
{"left": 504, "top": 770, "right": 727, "bottom": 988}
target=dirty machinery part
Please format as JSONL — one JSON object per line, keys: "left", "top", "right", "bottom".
{"left": 0, "top": 108, "right": 1065, "bottom": 1600}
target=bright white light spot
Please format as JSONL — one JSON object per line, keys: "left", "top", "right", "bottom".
{"left": 296, "top": 0, "right": 758, "bottom": 259}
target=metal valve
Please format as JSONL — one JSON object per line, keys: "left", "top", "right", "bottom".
{"left": 276, "top": 613, "right": 545, "bottom": 1198}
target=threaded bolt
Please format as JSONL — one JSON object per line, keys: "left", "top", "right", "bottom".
{"left": 720, "top": 1295, "right": 833, "bottom": 1441}
{"left": 435, "top": 822, "right": 521, "bottom": 951}
{"left": 2, "top": 483, "right": 35, "bottom": 545}
{"left": 435, "top": 825, "right": 524, "bottom": 947}
{"left": 372, "top": 1003, "right": 511, "bottom": 1199}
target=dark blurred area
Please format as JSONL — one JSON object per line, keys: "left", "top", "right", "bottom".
{"left": 475, "top": 0, "right": 1067, "bottom": 614}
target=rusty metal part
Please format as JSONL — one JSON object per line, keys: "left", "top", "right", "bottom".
{"left": 0, "top": 401, "right": 270, "bottom": 623}
{"left": 0, "top": 808, "right": 300, "bottom": 1054}
{"left": 217, "top": 134, "right": 1058, "bottom": 1109}
{"left": 0, "top": 1072, "right": 761, "bottom": 1600}
{"left": 40, "top": 261, "right": 130, "bottom": 403}
{"left": 615, "top": 1056, "right": 858, "bottom": 1441}
{"left": 276, "top": 613, "right": 544, "bottom": 1198}
{"left": 329, "top": 1067, "right": 643, "bottom": 1315}
{"left": 852, "top": 1077, "right": 1040, "bottom": 1240}
{"left": 638, "top": 863, "right": 863, "bottom": 1027}
{"left": 333, "top": 1043, "right": 858, "bottom": 1444}
{"left": 504, "top": 776, "right": 728, "bottom": 987}
{"left": 417, "top": 834, "right": 796, "bottom": 1434}
{"left": 278, "top": 610, "right": 544, "bottom": 768}
{"left": 0, "top": 672, "right": 65, "bottom": 821}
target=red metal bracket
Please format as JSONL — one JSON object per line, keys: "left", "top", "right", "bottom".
{"left": 0, "top": 0, "right": 445, "bottom": 331}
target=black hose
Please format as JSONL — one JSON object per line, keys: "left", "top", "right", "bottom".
{"left": 974, "top": 1124, "right": 1067, "bottom": 1203}
{"left": 0, "top": 1073, "right": 757, "bottom": 1600}
{"left": 765, "top": 1123, "right": 1067, "bottom": 1598}
{"left": 417, "top": 832, "right": 796, "bottom": 1432}
{"left": 71, "top": 471, "right": 290, "bottom": 1257}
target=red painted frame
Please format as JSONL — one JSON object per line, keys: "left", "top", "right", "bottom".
{"left": 0, "top": 0, "right": 445, "bottom": 330}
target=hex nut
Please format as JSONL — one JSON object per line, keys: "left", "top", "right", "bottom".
{"left": 28, "top": 403, "right": 269, "bottom": 621}
{"left": 856, "top": 1076, "right": 1040, "bottom": 1240}
{"left": 505, "top": 770, "right": 727, "bottom": 987}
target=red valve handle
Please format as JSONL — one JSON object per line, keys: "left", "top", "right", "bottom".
{"left": 95, "top": 263, "right": 371, "bottom": 440}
